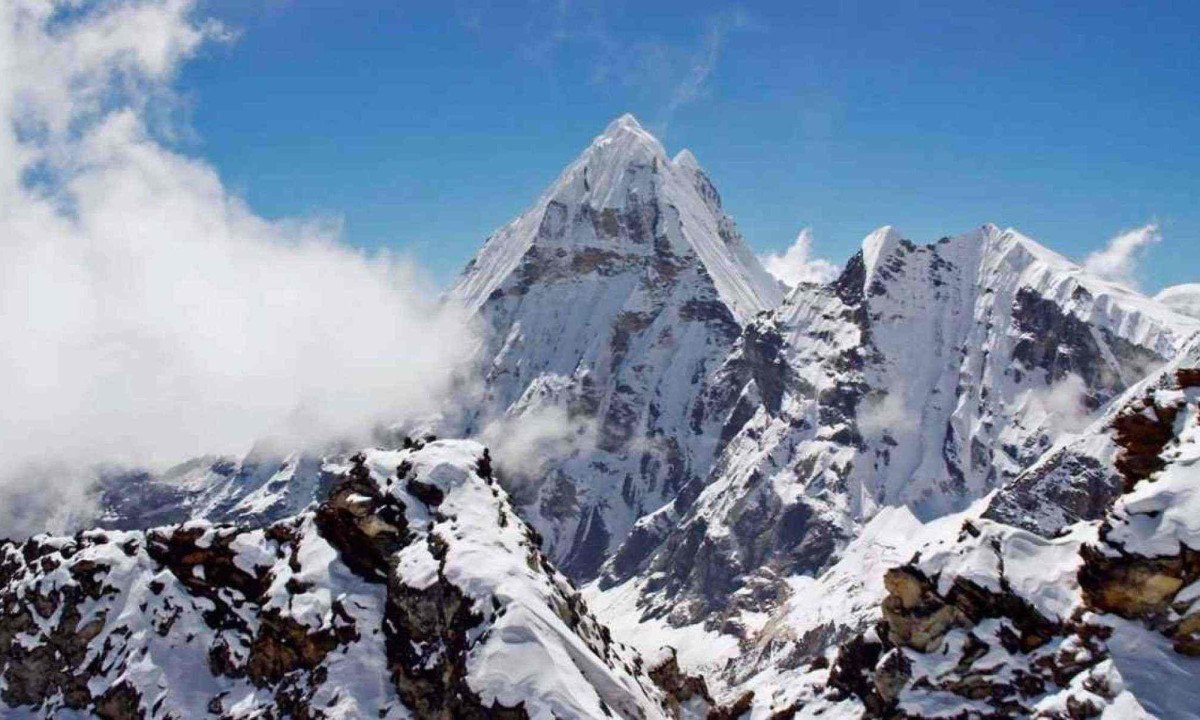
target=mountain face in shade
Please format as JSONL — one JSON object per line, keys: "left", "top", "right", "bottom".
{"left": 448, "top": 114, "right": 783, "bottom": 578}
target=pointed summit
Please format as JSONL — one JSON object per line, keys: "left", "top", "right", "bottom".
{"left": 454, "top": 116, "right": 781, "bottom": 320}
{"left": 860, "top": 225, "right": 905, "bottom": 289}
{"left": 590, "top": 113, "right": 662, "bottom": 155}
{"left": 602, "top": 112, "right": 645, "bottom": 134}
{"left": 671, "top": 148, "right": 701, "bottom": 172}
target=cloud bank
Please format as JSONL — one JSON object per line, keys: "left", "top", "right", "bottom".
{"left": 760, "top": 228, "right": 840, "bottom": 287}
{"left": 1083, "top": 223, "right": 1160, "bottom": 289}
{"left": 0, "top": 0, "right": 478, "bottom": 534}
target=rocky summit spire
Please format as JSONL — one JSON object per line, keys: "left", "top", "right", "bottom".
{"left": 448, "top": 115, "right": 782, "bottom": 577}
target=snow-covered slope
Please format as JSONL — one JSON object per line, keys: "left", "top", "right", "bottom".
{"left": 1156, "top": 283, "right": 1200, "bottom": 320}
{"left": 0, "top": 440, "right": 712, "bottom": 719}
{"left": 598, "top": 223, "right": 1199, "bottom": 631}
{"left": 447, "top": 114, "right": 784, "bottom": 578}
{"left": 785, "top": 343, "right": 1200, "bottom": 718}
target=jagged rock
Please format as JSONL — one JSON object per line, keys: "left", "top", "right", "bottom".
{"left": 881, "top": 567, "right": 971, "bottom": 652}
{"left": 648, "top": 648, "right": 716, "bottom": 717}
{"left": 0, "top": 441, "right": 676, "bottom": 719}
{"left": 1079, "top": 544, "right": 1199, "bottom": 619}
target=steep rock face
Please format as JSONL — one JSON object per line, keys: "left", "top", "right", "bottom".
{"left": 0, "top": 441, "right": 682, "bottom": 719}
{"left": 783, "top": 348, "right": 1200, "bottom": 719}
{"left": 448, "top": 115, "right": 783, "bottom": 578}
{"left": 608, "top": 225, "right": 1199, "bottom": 625}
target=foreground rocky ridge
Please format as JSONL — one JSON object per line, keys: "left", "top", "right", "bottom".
{"left": 0, "top": 440, "right": 738, "bottom": 719}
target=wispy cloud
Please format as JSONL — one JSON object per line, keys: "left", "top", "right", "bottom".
{"left": 518, "top": 0, "right": 575, "bottom": 63}
{"left": 661, "top": 8, "right": 752, "bottom": 128}
{"left": 486, "top": 2, "right": 753, "bottom": 130}
{"left": 1083, "top": 223, "right": 1160, "bottom": 290}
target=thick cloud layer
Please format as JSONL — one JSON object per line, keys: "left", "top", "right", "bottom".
{"left": 0, "top": 0, "right": 478, "bottom": 534}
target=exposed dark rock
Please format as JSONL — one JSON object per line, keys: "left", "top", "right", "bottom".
{"left": 648, "top": 649, "right": 716, "bottom": 717}
{"left": 1111, "top": 396, "right": 1181, "bottom": 491}
{"left": 984, "top": 452, "right": 1120, "bottom": 535}
{"left": 314, "top": 455, "right": 410, "bottom": 582}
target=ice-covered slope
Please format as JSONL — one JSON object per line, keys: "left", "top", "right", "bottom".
{"left": 0, "top": 440, "right": 704, "bottom": 719}
{"left": 599, "top": 224, "right": 1199, "bottom": 628}
{"left": 447, "top": 114, "right": 784, "bottom": 578}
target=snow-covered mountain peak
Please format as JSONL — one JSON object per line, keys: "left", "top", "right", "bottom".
{"left": 860, "top": 224, "right": 907, "bottom": 289}
{"left": 573, "top": 113, "right": 668, "bottom": 199}
{"left": 446, "top": 115, "right": 784, "bottom": 579}
{"left": 600, "top": 111, "right": 651, "bottom": 137}
{"left": 671, "top": 148, "right": 701, "bottom": 171}
{"left": 453, "top": 115, "right": 782, "bottom": 318}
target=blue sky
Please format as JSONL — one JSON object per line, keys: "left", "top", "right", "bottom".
{"left": 182, "top": 0, "right": 1200, "bottom": 291}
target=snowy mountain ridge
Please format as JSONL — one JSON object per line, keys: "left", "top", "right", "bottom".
{"left": 772, "top": 338, "right": 1200, "bottom": 719}
{"left": 598, "top": 220, "right": 1197, "bottom": 627}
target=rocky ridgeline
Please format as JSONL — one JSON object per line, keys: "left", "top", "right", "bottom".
{"left": 794, "top": 364, "right": 1200, "bottom": 718}
{"left": 0, "top": 440, "right": 743, "bottom": 719}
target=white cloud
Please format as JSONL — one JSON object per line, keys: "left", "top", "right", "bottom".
{"left": 760, "top": 228, "right": 840, "bottom": 287}
{"left": 0, "top": 0, "right": 479, "bottom": 534}
{"left": 1082, "top": 223, "right": 1160, "bottom": 289}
